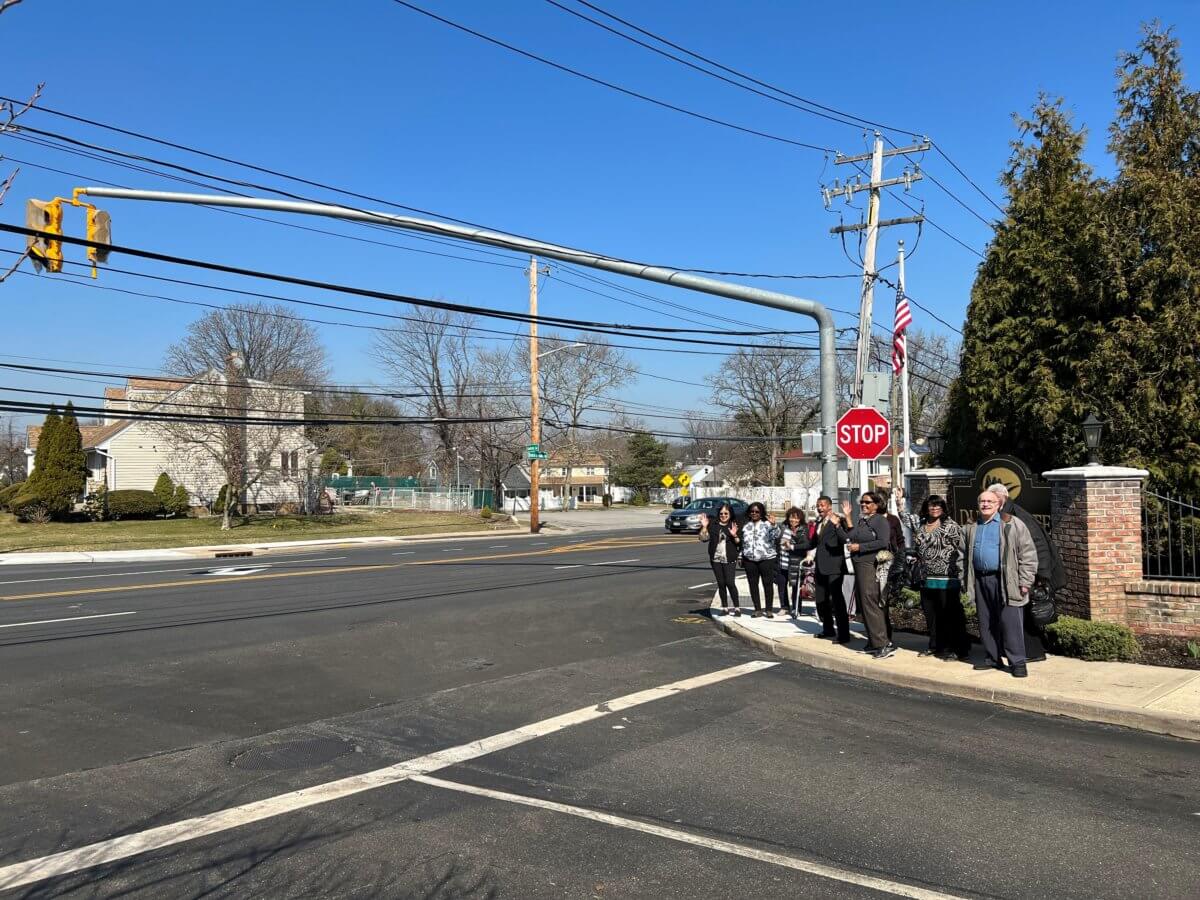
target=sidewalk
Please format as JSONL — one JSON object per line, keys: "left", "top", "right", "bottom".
{"left": 0, "top": 525, "right": 527, "bottom": 566}
{"left": 710, "top": 576, "right": 1200, "bottom": 741}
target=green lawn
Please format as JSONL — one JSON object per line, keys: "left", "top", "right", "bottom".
{"left": 0, "top": 510, "right": 513, "bottom": 554}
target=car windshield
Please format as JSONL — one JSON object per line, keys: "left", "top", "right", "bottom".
{"left": 685, "top": 500, "right": 715, "bottom": 511}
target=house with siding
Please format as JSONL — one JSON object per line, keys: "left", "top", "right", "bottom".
{"left": 26, "top": 370, "right": 317, "bottom": 509}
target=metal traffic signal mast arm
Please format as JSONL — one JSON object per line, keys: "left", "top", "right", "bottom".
{"left": 73, "top": 185, "right": 843, "bottom": 498}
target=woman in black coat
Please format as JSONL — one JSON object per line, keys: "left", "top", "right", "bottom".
{"left": 699, "top": 504, "right": 741, "bottom": 616}
{"left": 836, "top": 492, "right": 894, "bottom": 658}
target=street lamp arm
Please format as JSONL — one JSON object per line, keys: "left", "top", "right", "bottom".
{"left": 536, "top": 343, "right": 585, "bottom": 360}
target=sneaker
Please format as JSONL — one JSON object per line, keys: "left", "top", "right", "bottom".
{"left": 872, "top": 644, "right": 897, "bottom": 660}
{"left": 1011, "top": 664, "right": 1029, "bottom": 678}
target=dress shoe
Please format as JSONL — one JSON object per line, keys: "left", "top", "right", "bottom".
{"left": 973, "top": 658, "right": 1000, "bottom": 671}
{"left": 1011, "top": 664, "right": 1029, "bottom": 678}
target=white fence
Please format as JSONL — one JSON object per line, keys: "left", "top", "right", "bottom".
{"left": 693, "top": 484, "right": 824, "bottom": 513}
{"left": 332, "top": 487, "right": 472, "bottom": 512}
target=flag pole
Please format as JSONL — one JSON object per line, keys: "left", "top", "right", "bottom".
{"left": 897, "top": 241, "right": 913, "bottom": 479}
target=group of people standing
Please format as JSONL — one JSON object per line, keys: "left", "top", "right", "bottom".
{"left": 698, "top": 481, "right": 1063, "bottom": 677}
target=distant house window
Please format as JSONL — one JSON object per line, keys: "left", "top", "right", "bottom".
{"left": 585, "top": 467, "right": 595, "bottom": 475}
{"left": 290, "top": 451, "right": 299, "bottom": 473}
{"left": 281, "top": 451, "right": 290, "bottom": 475}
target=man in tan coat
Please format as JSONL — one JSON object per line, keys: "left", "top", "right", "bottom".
{"left": 964, "top": 491, "right": 1039, "bottom": 677}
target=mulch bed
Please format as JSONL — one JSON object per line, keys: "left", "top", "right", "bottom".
{"left": 884, "top": 600, "right": 1200, "bottom": 670}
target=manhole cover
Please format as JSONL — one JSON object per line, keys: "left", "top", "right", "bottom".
{"left": 230, "top": 736, "right": 354, "bottom": 771}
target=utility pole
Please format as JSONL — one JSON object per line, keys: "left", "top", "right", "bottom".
{"left": 897, "top": 240, "right": 913, "bottom": 480}
{"left": 528, "top": 256, "right": 541, "bottom": 534}
{"left": 822, "top": 132, "right": 928, "bottom": 495}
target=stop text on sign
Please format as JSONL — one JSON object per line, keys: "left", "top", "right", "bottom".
{"left": 838, "top": 423, "right": 888, "bottom": 444}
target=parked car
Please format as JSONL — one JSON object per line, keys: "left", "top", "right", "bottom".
{"left": 664, "top": 497, "right": 749, "bottom": 534}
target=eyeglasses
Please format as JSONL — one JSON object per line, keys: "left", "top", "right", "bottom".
{"left": 860, "top": 501, "right": 874, "bottom": 506}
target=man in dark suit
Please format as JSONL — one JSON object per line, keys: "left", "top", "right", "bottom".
{"left": 810, "top": 495, "right": 851, "bottom": 642}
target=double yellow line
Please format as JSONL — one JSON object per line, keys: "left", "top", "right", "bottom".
{"left": 0, "top": 535, "right": 689, "bottom": 602}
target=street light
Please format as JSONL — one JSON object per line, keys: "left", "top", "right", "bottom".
{"left": 537, "top": 342, "right": 585, "bottom": 360}
{"left": 1082, "top": 413, "right": 1104, "bottom": 466}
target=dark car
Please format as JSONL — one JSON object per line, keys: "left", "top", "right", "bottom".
{"left": 664, "top": 497, "right": 749, "bottom": 534}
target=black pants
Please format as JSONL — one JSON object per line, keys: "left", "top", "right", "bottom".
{"left": 742, "top": 557, "right": 777, "bottom": 611}
{"left": 814, "top": 570, "right": 849, "bottom": 640}
{"left": 853, "top": 556, "right": 890, "bottom": 650}
{"left": 774, "top": 565, "right": 800, "bottom": 613}
{"left": 711, "top": 560, "right": 739, "bottom": 608}
{"left": 974, "top": 572, "right": 1026, "bottom": 666}
{"left": 920, "top": 584, "right": 969, "bottom": 658}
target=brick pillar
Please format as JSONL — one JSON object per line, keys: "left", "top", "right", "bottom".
{"left": 904, "top": 468, "right": 970, "bottom": 518}
{"left": 1042, "top": 466, "right": 1148, "bottom": 623}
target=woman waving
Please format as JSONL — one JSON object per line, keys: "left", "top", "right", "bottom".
{"left": 698, "top": 505, "right": 741, "bottom": 617}
{"left": 740, "top": 502, "right": 781, "bottom": 618}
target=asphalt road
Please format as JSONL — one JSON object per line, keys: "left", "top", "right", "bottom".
{"left": 0, "top": 528, "right": 1196, "bottom": 899}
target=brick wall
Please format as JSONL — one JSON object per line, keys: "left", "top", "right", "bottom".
{"left": 1124, "top": 581, "right": 1200, "bottom": 638}
{"left": 1046, "top": 468, "right": 1146, "bottom": 625}
{"left": 905, "top": 469, "right": 969, "bottom": 519}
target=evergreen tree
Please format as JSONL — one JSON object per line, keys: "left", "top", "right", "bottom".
{"left": 944, "top": 97, "right": 1116, "bottom": 471}
{"left": 611, "top": 432, "right": 669, "bottom": 499}
{"left": 153, "top": 472, "right": 176, "bottom": 513}
{"left": 171, "top": 484, "right": 191, "bottom": 517}
{"left": 26, "top": 406, "right": 61, "bottom": 491}
{"left": 1091, "top": 23, "right": 1200, "bottom": 487}
{"left": 20, "top": 403, "right": 87, "bottom": 518}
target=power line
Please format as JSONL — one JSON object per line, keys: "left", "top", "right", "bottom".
{"left": 0, "top": 226, "right": 831, "bottom": 352}
{"left": 932, "top": 142, "right": 1006, "bottom": 215}
{"left": 5, "top": 99, "right": 857, "bottom": 283}
{"left": 553, "top": 0, "right": 922, "bottom": 138}
{"left": 389, "top": 1, "right": 835, "bottom": 154}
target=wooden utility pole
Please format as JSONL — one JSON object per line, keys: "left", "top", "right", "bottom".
{"left": 528, "top": 256, "right": 540, "bottom": 534}
{"left": 822, "top": 132, "right": 928, "bottom": 496}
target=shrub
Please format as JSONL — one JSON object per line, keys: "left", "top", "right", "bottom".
{"left": 10, "top": 483, "right": 55, "bottom": 522}
{"left": 170, "top": 484, "right": 191, "bottom": 517}
{"left": 0, "top": 483, "right": 21, "bottom": 511}
{"left": 1046, "top": 615, "right": 1140, "bottom": 662}
{"left": 25, "top": 404, "right": 87, "bottom": 520}
{"left": 213, "top": 484, "right": 229, "bottom": 514}
{"left": 153, "top": 473, "right": 176, "bottom": 513}
{"left": 83, "top": 485, "right": 109, "bottom": 522}
{"left": 629, "top": 492, "right": 649, "bottom": 507}
{"left": 478, "top": 505, "right": 493, "bottom": 520}
{"left": 107, "top": 489, "right": 164, "bottom": 520}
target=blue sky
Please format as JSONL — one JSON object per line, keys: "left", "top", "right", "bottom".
{"left": 1, "top": 0, "right": 1197, "bottom": 429}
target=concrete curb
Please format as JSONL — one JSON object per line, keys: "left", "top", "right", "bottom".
{"left": 712, "top": 608, "right": 1200, "bottom": 742}
{"left": 0, "top": 526, "right": 527, "bottom": 566}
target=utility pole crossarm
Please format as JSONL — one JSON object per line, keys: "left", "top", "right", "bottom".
{"left": 834, "top": 140, "right": 930, "bottom": 165}
{"left": 829, "top": 215, "right": 925, "bottom": 235}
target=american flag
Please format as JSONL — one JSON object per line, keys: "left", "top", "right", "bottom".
{"left": 892, "top": 283, "right": 912, "bottom": 375}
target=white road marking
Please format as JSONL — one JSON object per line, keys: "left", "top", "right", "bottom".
{"left": 532, "top": 541, "right": 549, "bottom": 545}
{"left": 202, "top": 566, "right": 268, "bottom": 576}
{"left": 440, "top": 548, "right": 464, "bottom": 552}
{"left": 553, "top": 564, "right": 584, "bottom": 570}
{"left": 688, "top": 582, "right": 716, "bottom": 590}
{"left": 392, "top": 551, "right": 416, "bottom": 556}
{"left": 0, "top": 660, "right": 777, "bottom": 891}
{"left": 412, "top": 775, "right": 970, "bottom": 900}
{"left": 0, "top": 556, "right": 349, "bottom": 587}
{"left": 587, "top": 558, "right": 639, "bottom": 566}
{"left": 489, "top": 545, "right": 509, "bottom": 548}
{"left": 0, "top": 611, "right": 136, "bottom": 629}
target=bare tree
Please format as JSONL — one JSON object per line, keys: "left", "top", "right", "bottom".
{"left": 307, "top": 391, "right": 425, "bottom": 478}
{"left": 520, "top": 334, "right": 635, "bottom": 503}
{"left": 868, "top": 328, "right": 961, "bottom": 443}
{"left": 370, "top": 306, "right": 474, "bottom": 477}
{"left": 0, "top": 416, "right": 27, "bottom": 484}
{"left": 0, "top": 79, "right": 43, "bottom": 283}
{"left": 461, "top": 346, "right": 528, "bottom": 502}
{"left": 706, "top": 340, "right": 821, "bottom": 484}
{"left": 164, "top": 302, "right": 330, "bottom": 385}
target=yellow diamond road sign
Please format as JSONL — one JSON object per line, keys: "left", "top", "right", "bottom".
{"left": 660, "top": 474, "right": 675, "bottom": 488}
{"left": 677, "top": 472, "right": 692, "bottom": 487}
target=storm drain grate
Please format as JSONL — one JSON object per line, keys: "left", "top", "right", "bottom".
{"left": 230, "top": 736, "right": 355, "bottom": 771}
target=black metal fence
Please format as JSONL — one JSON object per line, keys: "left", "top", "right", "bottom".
{"left": 1142, "top": 490, "right": 1200, "bottom": 580}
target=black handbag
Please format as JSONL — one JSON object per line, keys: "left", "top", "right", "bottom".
{"left": 1028, "top": 580, "right": 1058, "bottom": 626}
{"left": 905, "top": 550, "right": 924, "bottom": 590}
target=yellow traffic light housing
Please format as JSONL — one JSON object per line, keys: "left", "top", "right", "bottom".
{"left": 85, "top": 205, "right": 112, "bottom": 275}
{"left": 25, "top": 198, "right": 63, "bottom": 273}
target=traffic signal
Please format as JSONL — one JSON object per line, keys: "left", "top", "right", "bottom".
{"left": 25, "top": 198, "right": 63, "bottom": 273}
{"left": 86, "top": 206, "right": 112, "bottom": 267}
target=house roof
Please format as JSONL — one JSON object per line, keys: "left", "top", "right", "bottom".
{"left": 103, "top": 387, "right": 127, "bottom": 401}
{"left": 780, "top": 449, "right": 816, "bottom": 460}
{"left": 26, "top": 420, "right": 130, "bottom": 451}
{"left": 545, "top": 454, "right": 607, "bottom": 467}
{"left": 127, "top": 377, "right": 190, "bottom": 392}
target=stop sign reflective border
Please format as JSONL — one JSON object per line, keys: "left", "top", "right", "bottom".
{"left": 835, "top": 406, "right": 892, "bottom": 461}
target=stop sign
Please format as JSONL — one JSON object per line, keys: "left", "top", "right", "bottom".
{"left": 836, "top": 406, "right": 891, "bottom": 460}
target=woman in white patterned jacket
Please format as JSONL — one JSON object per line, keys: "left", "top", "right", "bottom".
{"left": 906, "top": 494, "right": 970, "bottom": 661}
